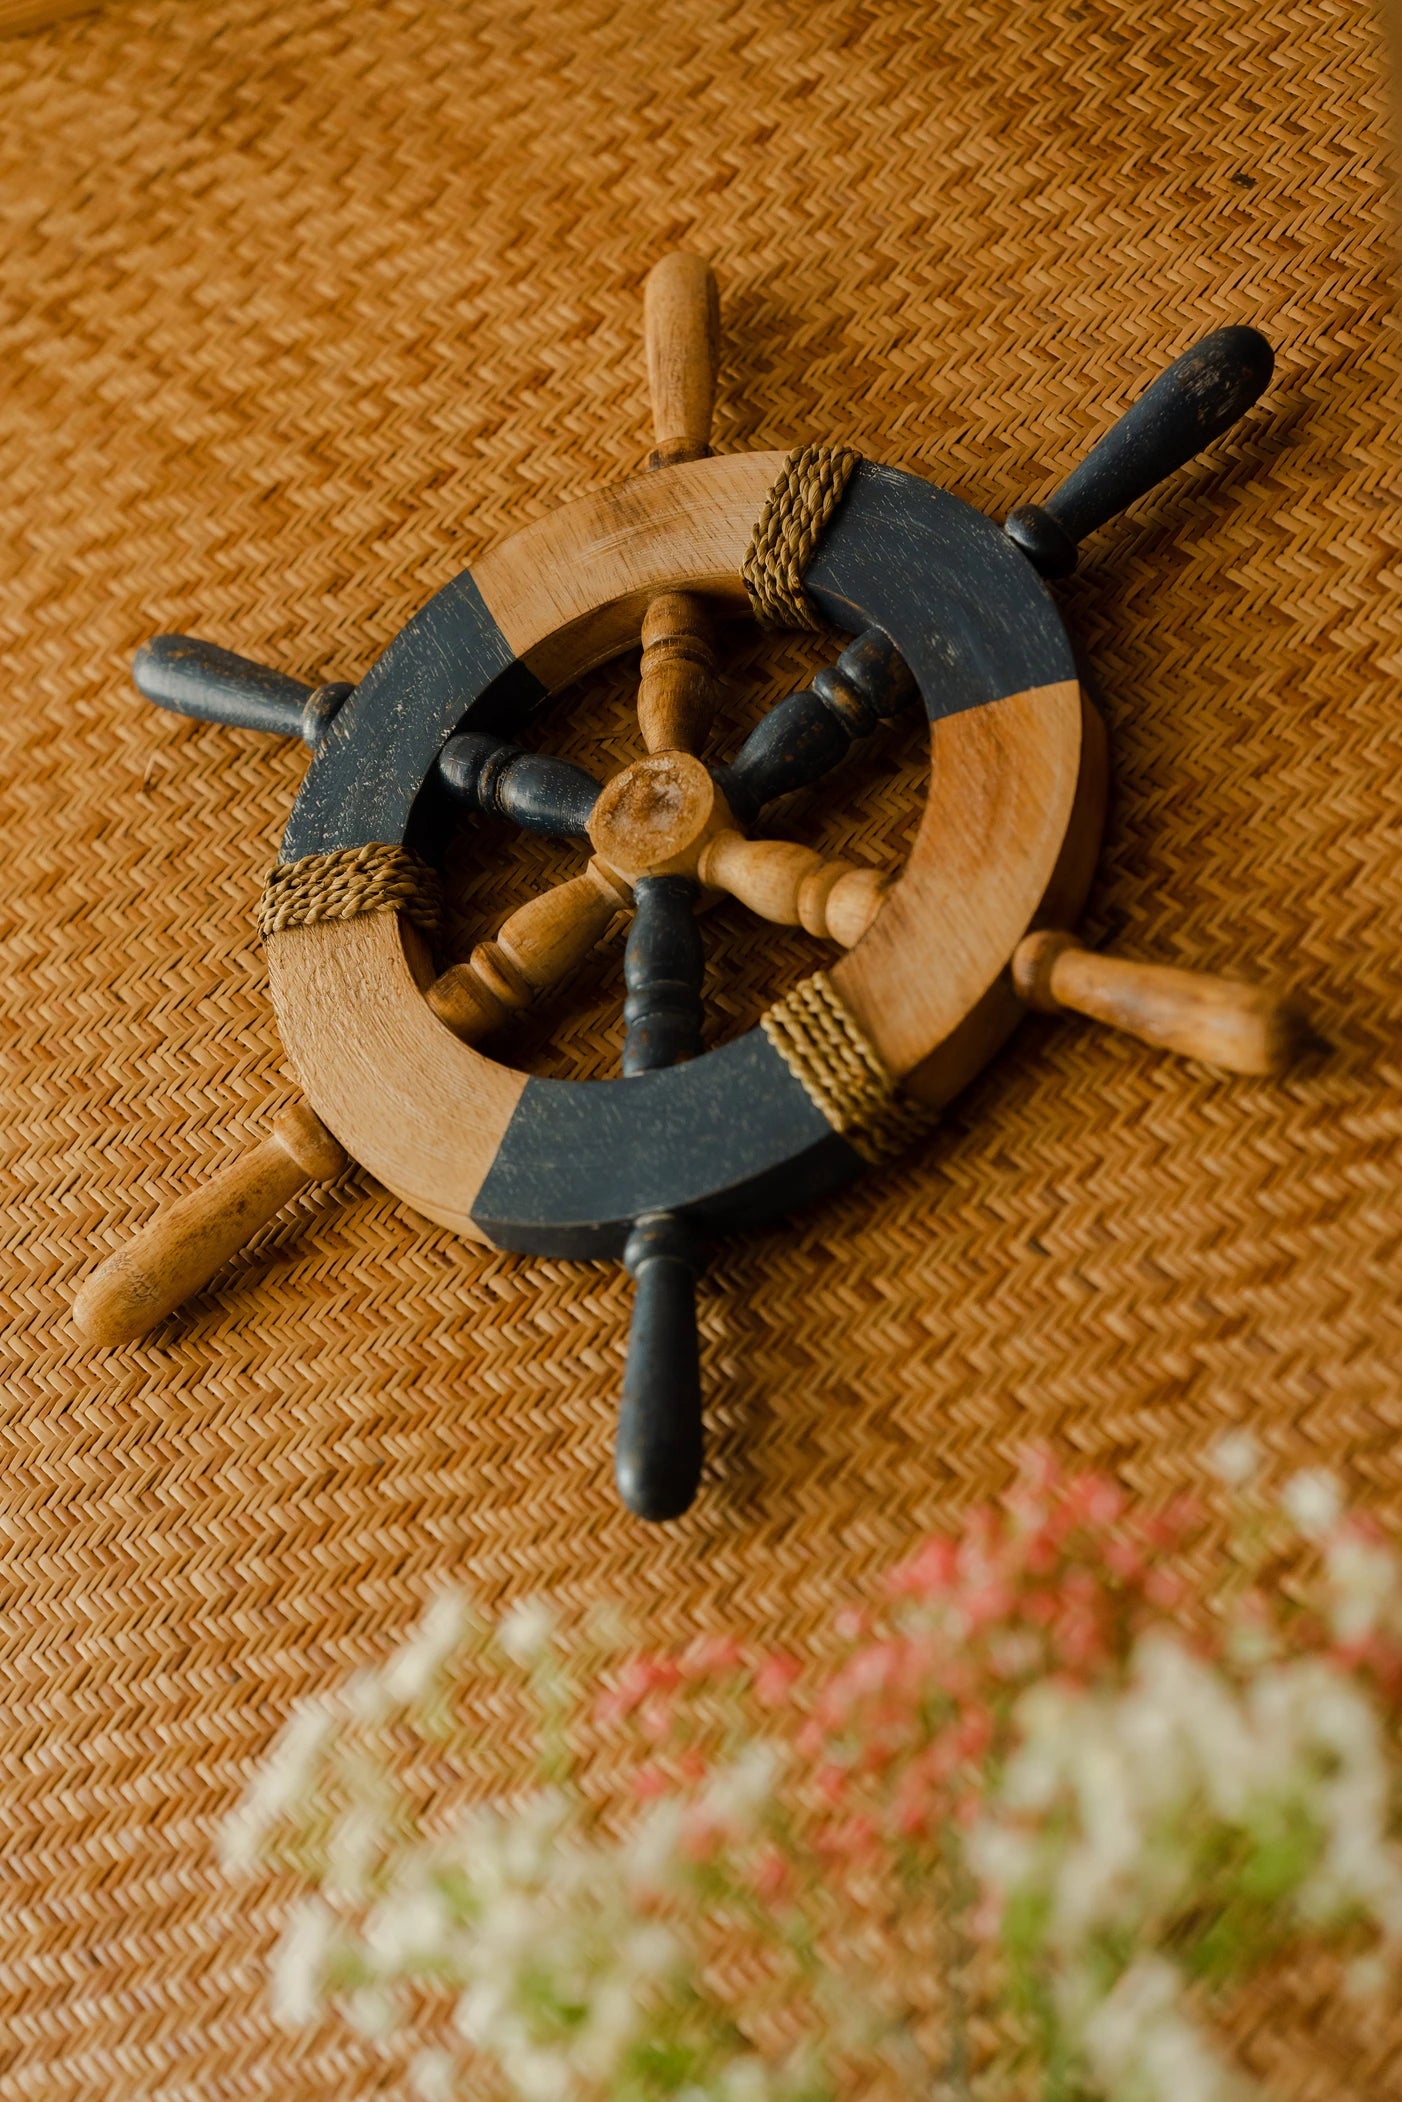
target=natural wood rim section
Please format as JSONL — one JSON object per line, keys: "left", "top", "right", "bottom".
{"left": 268, "top": 918, "right": 525, "bottom": 1241}
{"left": 269, "top": 461, "right": 1093, "bottom": 1232}
{"left": 834, "top": 679, "right": 1085, "bottom": 1080}
{"left": 473, "top": 451, "right": 785, "bottom": 693}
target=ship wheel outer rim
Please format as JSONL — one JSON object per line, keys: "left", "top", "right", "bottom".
{"left": 267, "top": 453, "right": 1090, "bottom": 1257}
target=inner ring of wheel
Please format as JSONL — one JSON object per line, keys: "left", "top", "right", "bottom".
{"left": 266, "top": 451, "right": 1088, "bottom": 1256}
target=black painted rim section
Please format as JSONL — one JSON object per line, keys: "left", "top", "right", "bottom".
{"left": 278, "top": 460, "right": 1075, "bottom": 1254}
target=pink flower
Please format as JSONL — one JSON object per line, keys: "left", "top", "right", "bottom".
{"left": 821, "top": 1815, "right": 878, "bottom": 1861}
{"left": 755, "top": 1655, "right": 802, "bottom": 1708}
{"left": 596, "top": 1655, "right": 682, "bottom": 1726}
{"left": 679, "top": 1634, "right": 743, "bottom": 1679}
{"left": 752, "top": 1846, "right": 792, "bottom": 1903}
{"left": 888, "top": 1537, "right": 958, "bottom": 1598}
{"left": 638, "top": 1695, "right": 675, "bottom": 1745}
{"left": 681, "top": 1818, "right": 722, "bottom": 1865}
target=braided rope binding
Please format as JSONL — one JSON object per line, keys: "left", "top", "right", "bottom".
{"left": 257, "top": 843, "right": 443, "bottom": 943}
{"left": 741, "top": 442, "right": 862, "bottom": 629}
{"left": 761, "top": 969, "right": 936, "bottom": 1165}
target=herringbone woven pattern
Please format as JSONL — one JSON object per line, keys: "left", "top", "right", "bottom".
{"left": 0, "top": 0, "right": 1400, "bottom": 2094}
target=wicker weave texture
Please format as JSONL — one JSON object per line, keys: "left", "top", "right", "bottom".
{"left": 0, "top": 0, "right": 1400, "bottom": 2094}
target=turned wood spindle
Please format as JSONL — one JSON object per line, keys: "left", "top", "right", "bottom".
{"left": 586, "top": 748, "right": 887, "bottom": 950}
{"left": 427, "top": 858, "right": 632, "bottom": 1045}
{"left": 644, "top": 250, "right": 719, "bottom": 471}
{"left": 637, "top": 253, "right": 720, "bottom": 757}
{"left": 622, "top": 875, "right": 704, "bottom": 1077}
{"left": 438, "top": 731, "right": 602, "bottom": 840}
{"left": 714, "top": 626, "right": 917, "bottom": 825}
{"left": 618, "top": 1210, "right": 704, "bottom": 1523}
{"left": 697, "top": 830, "right": 887, "bottom": 947}
{"left": 72, "top": 1104, "right": 347, "bottom": 1347}
{"left": 637, "top": 591, "right": 716, "bottom": 758}
{"left": 1011, "top": 930, "right": 1303, "bottom": 1076}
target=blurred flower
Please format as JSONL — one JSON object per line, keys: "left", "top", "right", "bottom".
{"left": 412, "top": 2049, "right": 458, "bottom": 2102}
{"left": 1209, "top": 1429, "right": 1261, "bottom": 1487}
{"left": 1080, "top": 1955, "right": 1254, "bottom": 2102}
{"left": 271, "top": 1896, "right": 346, "bottom": 2029}
{"left": 1283, "top": 1469, "right": 1343, "bottom": 1538}
{"left": 1324, "top": 1523, "right": 1402, "bottom": 1646}
{"left": 224, "top": 1459, "right": 1402, "bottom": 2102}
{"left": 381, "top": 1589, "right": 474, "bottom": 1705}
{"left": 219, "top": 1698, "right": 334, "bottom": 1875}
{"left": 497, "top": 1598, "right": 557, "bottom": 1668}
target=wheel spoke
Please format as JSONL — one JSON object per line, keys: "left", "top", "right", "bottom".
{"left": 633, "top": 253, "right": 721, "bottom": 763}
{"left": 426, "top": 858, "right": 631, "bottom": 1044}
{"left": 697, "top": 830, "right": 887, "bottom": 947}
{"left": 620, "top": 242, "right": 717, "bottom": 1528}
{"left": 637, "top": 591, "right": 717, "bottom": 756}
{"left": 622, "top": 874, "right": 704, "bottom": 1074}
{"left": 618, "top": 1210, "right": 703, "bottom": 1522}
{"left": 438, "top": 731, "right": 602, "bottom": 841}
{"left": 616, "top": 870, "right": 706, "bottom": 1521}
{"left": 712, "top": 625, "right": 915, "bottom": 825}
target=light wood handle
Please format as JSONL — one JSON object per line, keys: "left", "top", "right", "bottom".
{"left": 1012, "top": 931, "right": 1303, "bottom": 1075}
{"left": 73, "top": 1105, "right": 346, "bottom": 1347}
{"left": 697, "top": 831, "right": 887, "bottom": 947}
{"left": 427, "top": 858, "right": 632, "bottom": 1042}
{"left": 644, "top": 251, "right": 719, "bottom": 468}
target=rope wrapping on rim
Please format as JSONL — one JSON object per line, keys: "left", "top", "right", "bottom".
{"left": 761, "top": 969, "right": 937, "bottom": 1165}
{"left": 257, "top": 843, "right": 443, "bottom": 943}
{"left": 741, "top": 442, "right": 862, "bottom": 629}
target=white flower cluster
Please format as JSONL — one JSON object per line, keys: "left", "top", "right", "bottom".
{"left": 221, "top": 1479, "right": 1402, "bottom": 2102}
{"left": 970, "top": 1617, "right": 1402, "bottom": 2102}
{"left": 370, "top": 1787, "right": 687, "bottom": 2101}
{"left": 221, "top": 1592, "right": 806, "bottom": 2102}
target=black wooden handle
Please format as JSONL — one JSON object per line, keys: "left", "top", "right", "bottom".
{"left": 713, "top": 626, "right": 915, "bottom": 826}
{"left": 618, "top": 1211, "right": 704, "bottom": 1522}
{"left": 132, "top": 634, "right": 351, "bottom": 746}
{"left": 439, "top": 731, "right": 601, "bottom": 841}
{"left": 616, "top": 878, "right": 706, "bottom": 1519}
{"left": 1005, "top": 325, "right": 1274, "bottom": 577}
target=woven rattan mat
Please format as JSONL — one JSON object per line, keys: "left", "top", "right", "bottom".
{"left": 2, "top": 0, "right": 1401, "bottom": 2094}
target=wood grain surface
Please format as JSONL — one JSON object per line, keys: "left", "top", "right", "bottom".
{"left": 834, "top": 679, "right": 1086, "bottom": 1082}
{"left": 472, "top": 451, "right": 783, "bottom": 692}
{"left": 71, "top": 1107, "right": 346, "bottom": 1345}
{"left": 268, "top": 915, "right": 528, "bottom": 1241}
{"left": 643, "top": 252, "right": 719, "bottom": 468}
{"left": 426, "top": 858, "right": 631, "bottom": 1045}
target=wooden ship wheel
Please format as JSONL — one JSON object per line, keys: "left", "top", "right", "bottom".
{"left": 73, "top": 255, "right": 1299, "bottom": 1521}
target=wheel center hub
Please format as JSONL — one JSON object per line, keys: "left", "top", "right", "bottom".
{"left": 587, "top": 749, "right": 734, "bottom": 884}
